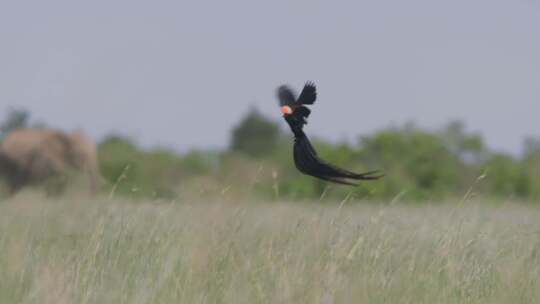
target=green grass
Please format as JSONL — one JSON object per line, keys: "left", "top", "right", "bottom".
{"left": 1, "top": 194, "right": 540, "bottom": 303}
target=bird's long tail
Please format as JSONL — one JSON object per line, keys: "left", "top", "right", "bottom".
{"left": 294, "top": 136, "right": 384, "bottom": 185}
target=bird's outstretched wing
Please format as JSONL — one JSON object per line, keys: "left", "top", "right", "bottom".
{"left": 277, "top": 82, "right": 317, "bottom": 106}
{"left": 296, "top": 82, "right": 317, "bottom": 105}
{"left": 277, "top": 85, "right": 297, "bottom": 106}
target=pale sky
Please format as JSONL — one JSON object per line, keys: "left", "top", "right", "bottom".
{"left": 1, "top": 0, "right": 539, "bottom": 154}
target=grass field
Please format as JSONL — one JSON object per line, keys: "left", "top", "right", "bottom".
{"left": 1, "top": 194, "right": 540, "bottom": 303}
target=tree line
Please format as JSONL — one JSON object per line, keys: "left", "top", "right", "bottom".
{"left": 2, "top": 108, "right": 540, "bottom": 202}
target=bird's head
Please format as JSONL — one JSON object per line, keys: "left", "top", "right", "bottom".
{"left": 280, "top": 105, "right": 293, "bottom": 116}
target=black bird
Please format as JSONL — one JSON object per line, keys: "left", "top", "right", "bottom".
{"left": 277, "top": 82, "right": 383, "bottom": 185}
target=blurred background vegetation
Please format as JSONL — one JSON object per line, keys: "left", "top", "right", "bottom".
{"left": 2, "top": 107, "right": 540, "bottom": 203}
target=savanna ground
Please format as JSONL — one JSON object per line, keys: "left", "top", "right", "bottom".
{"left": 1, "top": 193, "right": 540, "bottom": 304}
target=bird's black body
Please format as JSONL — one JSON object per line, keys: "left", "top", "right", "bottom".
{"left": 278, "top": 82, "right": 382, "bottom": 185}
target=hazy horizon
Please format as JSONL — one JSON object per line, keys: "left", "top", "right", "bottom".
{"left": 1, "top": 0, "right": 539, "bottom": 154}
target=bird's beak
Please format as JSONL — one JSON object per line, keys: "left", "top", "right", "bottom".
{"left": 281, "top": 106, "right": 293, "bottom": 115}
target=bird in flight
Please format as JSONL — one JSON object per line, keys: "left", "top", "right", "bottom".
{"left": 277, "top": 82, "right": 383, "bottom": 185}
